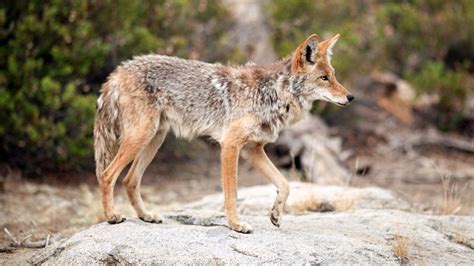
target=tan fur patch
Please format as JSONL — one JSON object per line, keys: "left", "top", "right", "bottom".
{"left": 238, "top": 70, "right": 257, "bottom": 88}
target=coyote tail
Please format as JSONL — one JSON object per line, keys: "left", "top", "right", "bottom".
{"left": 94, "top": 78, "right": 121, "bottom": 179}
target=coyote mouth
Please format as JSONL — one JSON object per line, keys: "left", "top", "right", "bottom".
{"left": 322, "top": 96, "right": 349, "bottom": 107}
{"left": 334, "top": 102, "right": 349, "bottom": 107}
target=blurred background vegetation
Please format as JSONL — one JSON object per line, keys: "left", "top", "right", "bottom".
{"left": 268, "top": 0, "right": 473, "bottom": 128}
{"left": 0, "top": 0, "right": 472, "bottom": 174}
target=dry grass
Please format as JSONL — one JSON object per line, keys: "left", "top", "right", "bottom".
{"left": 334, "top": 197, "right": 355, "bottom": 212}
{"left": 429, "top": 161, "right": 469, "bottom": 215}
{"left": 440, "top": 173, "right": 467, "bottom": 215}
{"left": 295, "top": 194, "right": 336, "bottom": 213}
{"left": 344, "top": 156, "right": 363, "bottom": 187}
{"left": 392, "top": 234, "right": 409, "bottom": 264}
{"left": 287, "top": 193, "right": 356, "bottom": 213}
{"left": 285, "top": 194, "right": 316, "bottom": 214}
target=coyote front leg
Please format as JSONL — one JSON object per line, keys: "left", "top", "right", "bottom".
{"left": 220, "top": 124, "right": 252, "bottom": 233}
{"left": 247, "top": 143, "right": 289, "bottom": 227}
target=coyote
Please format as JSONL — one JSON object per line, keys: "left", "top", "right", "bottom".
{"left": 94, "top": 34, "right": 353, "bottom": 233}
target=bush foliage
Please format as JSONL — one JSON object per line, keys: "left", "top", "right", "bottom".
{"left": 0, "top": 0, "right": 234, "bottom": 174}
{"left": 267, "top": 0, "right": 473, "bottom": 128}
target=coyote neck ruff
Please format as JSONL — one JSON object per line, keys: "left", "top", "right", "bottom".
{"left": 94, "top": 34, "right": 353, "bottom": 233}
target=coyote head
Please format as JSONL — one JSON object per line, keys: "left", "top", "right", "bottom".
{"left": 291, "top": 34, "right": 353, "bottom": 106}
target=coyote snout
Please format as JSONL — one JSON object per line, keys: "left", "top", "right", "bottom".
{"left": 94, "top": 33, "right": 352, "bottom": 234}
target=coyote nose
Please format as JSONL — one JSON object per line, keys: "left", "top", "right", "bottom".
{"left": 347, "top": 95, "right": 354, "bottom": 102}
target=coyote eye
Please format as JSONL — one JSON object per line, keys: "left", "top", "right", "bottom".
{"left": 320, "top": 75, "right": 329, "bottom": 81}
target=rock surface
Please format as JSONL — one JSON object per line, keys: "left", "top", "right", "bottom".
{"left": 185, "top": 182, "right": 412, "bottom": 214}
{"left": 29, "top": 183, "right": 474, "bottom": 264}
{"left": 30, "top": 209, "right": 474, "bottom": 264}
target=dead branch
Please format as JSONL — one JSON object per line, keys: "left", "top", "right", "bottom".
{"left": 10, "top": 238, "right": 51, "bottom": 249}
{"left": 4, "top": 228, "right": 19, "bottom": 246}
{"left": 4, "top": 227, "right": 55, "bottom": 249}
{"left": 0, "top": 247, "right": 15, "bottom": 253}
{"left": 402, "top": 134, "right": 474, "bottom": 154}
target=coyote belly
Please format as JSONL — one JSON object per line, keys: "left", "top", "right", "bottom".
{"left": 94, "top": 33, "right": 353, "bottom": 233}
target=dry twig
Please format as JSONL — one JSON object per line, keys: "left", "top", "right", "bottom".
{"left": 3, "top": 227, "right": 53, "bottom": 249}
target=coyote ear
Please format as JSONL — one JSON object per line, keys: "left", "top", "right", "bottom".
{"left": 291, "top": 34, "right": 319, "bottom": 74}
{"left": 321, "top": 34, "right": 340, "bottom": 60}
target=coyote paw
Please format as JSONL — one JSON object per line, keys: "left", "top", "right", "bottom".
{"left": 270, "top": 208, "right": 281, "bottom": 227}
{"left": 139, "top": 213, "right": 163, "bottom": 224}
{"left": 107, "top": 213, "right": 126, "bottom": 224}
{"left": 229, "top": 222, "right": 253, "bottom": 234}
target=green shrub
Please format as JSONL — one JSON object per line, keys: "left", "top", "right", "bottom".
{"left": 0, "top": 0, "right": 234, "bottom": 174}
{"left": 409, "top": 61, "right": 469, "bottom": 130}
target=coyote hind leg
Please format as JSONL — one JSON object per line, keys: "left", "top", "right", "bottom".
{"left": 123, "top": 125, "right": 168, "bottom": 223}
{"left": 99, "top": 112, "right": 160, "bottom": 224}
